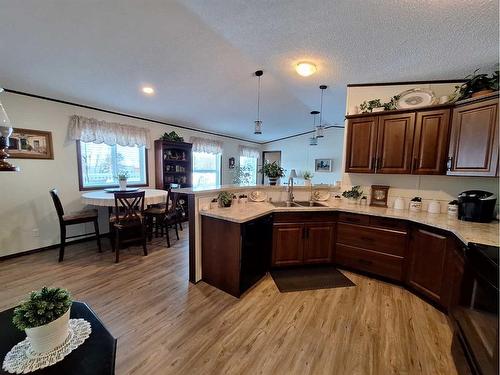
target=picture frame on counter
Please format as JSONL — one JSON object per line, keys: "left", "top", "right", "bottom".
{"left": 7, "top": 128, "right": 54, "bottom": 159}
{"left": 370, "top": 185, "right": 389, "bottom": 207}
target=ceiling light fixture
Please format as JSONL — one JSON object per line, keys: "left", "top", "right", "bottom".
{"left": 316, "top": 85, "right": 327, "bottom": 138}
{"left": 309, "top": 111, "right": 319, "bottom": 146}
{"left": 296, "top": 62, "right": 317, "bottom": 77}
{"left": 254, "top": 70, "right": 263, "bottom": 135}
{"left": 141, "top": 86, "right": 155, "bottom": 95}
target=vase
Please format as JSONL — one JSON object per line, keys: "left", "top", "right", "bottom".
{"left": 447, "top": 204, "right": 458, "bottom": 218}
{"left": 119, "top": 179, "right": 127, "bottom": 190}
{"left": 347, "top": 198, "right": 358, "bottom": 205}
{"left": 409, "top": 201, "right": 422, "bottom": 212}
{"left": 304, "top": 180, "right": 311, "bottom": 186}
{"left": 25, "top": 308, "right": 70, "bottom": 353}
{"left": 268, "top": 177, "right": 278, "bottom": 186}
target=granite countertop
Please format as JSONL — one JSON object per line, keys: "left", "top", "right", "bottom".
{"left": 200, "top": 201, "right": 500, "bottom": 247}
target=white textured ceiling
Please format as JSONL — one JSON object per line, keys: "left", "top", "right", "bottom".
{"left": 0, "top": 0, "right": 498, "bottom": 142}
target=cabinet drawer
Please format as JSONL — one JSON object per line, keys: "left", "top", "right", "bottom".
{"left": 337, "top": 212, "right": 369, "bottom": 225}
{"left": 337, "top": 222, "right": 407, "bottom": 256}
{"left": 335, "top": 244, "right": 404, "bottom": 281}
{"left": 273, "top": 211, "right": 334, "bottom": 223}
{"left": 369, "top": 216, "right": 408, "bottom": 231}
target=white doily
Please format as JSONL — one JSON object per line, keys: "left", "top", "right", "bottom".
{"left": 2, "top": 319, "right": 92, "bottom": 374}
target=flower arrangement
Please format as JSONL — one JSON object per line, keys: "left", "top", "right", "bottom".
{"left": 303, "top": 171, "right": 313, "bottom": 180}
{"left": 117, "top": 171, "right": 129, "bottom": 181}
{"left": 453, "top": 70, "right": 499, "bottom": 101}
{"left": 259, "top": 161, "right": 285, "bottom": 179}
{"left": 13, "top": 287, "right": 72, "bottom": 330}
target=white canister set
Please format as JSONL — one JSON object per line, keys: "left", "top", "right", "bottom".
{"left": 393, "top": 197, "right": 458, "bottom": 217}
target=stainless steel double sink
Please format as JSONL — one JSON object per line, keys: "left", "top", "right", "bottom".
{"left": 270, "top": 201, "right": 327, "bottom": 208}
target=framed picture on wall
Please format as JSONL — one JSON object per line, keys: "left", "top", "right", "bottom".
{"left": 228, "top": 157, "right": 235, "bottom": 169}
{"left": 315, "top": 159, "right": 332, "bottom": 172}
{"left": 7, "top": 128, "right": 54, "bottom": 159}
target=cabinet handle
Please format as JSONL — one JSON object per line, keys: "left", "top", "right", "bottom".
{"left": 371, "top": 157, "right": 376, "bottom": 171}
{"left": 374, "top": 157, "right": 379, "bottom": 172}
{"left": 413, "top": 158, "right": 418, "bottom": 171}
{"left": 302, "top": 227, "right": 306, "bottom": 239}
{"left": 446, "top": 157, "right": 453, "bottom": 171}
{"left": 305, "top": 227, "right": 309, "bottom": 239}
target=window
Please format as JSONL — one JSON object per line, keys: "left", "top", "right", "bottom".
{"left": 77, "top": 141, "right": 147, "bottom": 190}
{"left": 192, "top": 152, "right": 221, "bottom": 189}
{"left": 238, "top": 156, "right": 257, "bottom": 185}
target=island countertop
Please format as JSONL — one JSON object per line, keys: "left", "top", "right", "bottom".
{"left": 200, "top": 201, "right": 500, "bottom": 247}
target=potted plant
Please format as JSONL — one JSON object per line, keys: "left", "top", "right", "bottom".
{"left": 342, "top": 185, "right": 363, "bottom": 204}
{"left": 303, "top": 171, "right": 313, "bottom": 186}
{"left": 160, "top": 131, "right": 184, "bottom": 142}
{"left": 359, "top": 99, "right": 383, "bottom": 113}
{"left": 217, "top": 191, "right": 234, "bottom": 208}
{"left": 453, "top": 70, "right": 499, "bottom": 100}
{"left": 117, "top": 171, "right": 129, "bottom": 190}
{"left": 259, "top": 161, "right": 285, "bottom": 185}
{"left": 409, "top": 196, "right": 422, "bottom": 212}
{"left": 13, "top": 287, "right": 72, "bottom": 353}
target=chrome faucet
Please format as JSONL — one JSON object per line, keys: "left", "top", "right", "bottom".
{"left": 287, "top": 169, "right": 298, "bottom": 203}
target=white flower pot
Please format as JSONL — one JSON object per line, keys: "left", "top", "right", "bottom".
{"left": 119, "top": 179, "right": 127, "bottom": 190}
{"left": 304, "top": 180, "right": 312, "bottom": 186}
{"left": 346, "top": 198, "right": 358, "bottom": 205}
{"left": 25, "top": 308, "right": 70, "bottom": 353}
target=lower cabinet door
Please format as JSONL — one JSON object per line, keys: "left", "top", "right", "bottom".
{"left": 303, "top": 223, "right": 335, "bottom": 264}
{"left": 272, "top": 224, "right": 304, "bottom": 267}
{"left": 408, "top": 227, "right": 448, "bottom": 305}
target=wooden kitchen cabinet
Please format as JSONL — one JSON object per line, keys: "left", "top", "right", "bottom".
{"left": 412, "top": 109, "right": 451, "bottom": 174}
{"left": 447, "top": 97, "right": 499, "bottom": 176}
{"left": 407, "top": 226, "right": 450, "bottom": 306}
{"left": 303, "top": 223, "right": 335, "bottom": 264}
{"left": 344, "top": 116, "right": 378, "bottom": 173}
{"left": 376, "top": 112, "right": 415, "bottom": 174}
{"left": 272, "top": 213, "right": 335, "bottom": 267}
{"left": 272, "top": 224, "right": 304, "bottom": 267}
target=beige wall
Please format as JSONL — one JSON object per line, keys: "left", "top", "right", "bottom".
{"left": 0, "top": 92, "right": 260, "bottom": 256}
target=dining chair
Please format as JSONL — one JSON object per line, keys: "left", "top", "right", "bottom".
{"left": 50, "top": 189, "right": 102, "bottom": 262}
{"left": 144, "top": 189, "right": 170, "bottom": 241}
{"left": 161, "top": 192, "right": 181, "bottom": 248}
{"left": 110, "top": 191, "right": 147, "bottom": 263}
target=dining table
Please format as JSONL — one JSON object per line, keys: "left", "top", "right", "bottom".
{"left": 81, "top": 188, "right": 168, "bottom": 207}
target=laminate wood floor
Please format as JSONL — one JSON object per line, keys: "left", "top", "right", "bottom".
{"left": 0, "top": 230, "right": 458, "bottom": 375}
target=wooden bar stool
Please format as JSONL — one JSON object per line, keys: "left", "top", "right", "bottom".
{"left": 50, "top": 189, "right": 102, "bottom": 262}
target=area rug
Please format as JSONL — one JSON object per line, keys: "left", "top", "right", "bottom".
{"left": 270, "top": 265, "right": 355, "bottom": 293}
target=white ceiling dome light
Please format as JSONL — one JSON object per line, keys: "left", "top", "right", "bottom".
{"left": 295, "top": 62, "right": 317, "bottom": 77}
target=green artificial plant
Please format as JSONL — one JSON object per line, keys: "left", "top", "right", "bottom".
{"left": 342, "top": 185, "right": 363, "bottom": 200}
{"left": 259, "top": 161, "right": 285, "bottom": 179}
{"left": 217, "top": 191, "right": 234, "bottom": 207}
{"left": 13, "top": 287, "right": 72, "bottom": 330}
{"left": 160, "top": 131, "right": 184, "bottom": 142}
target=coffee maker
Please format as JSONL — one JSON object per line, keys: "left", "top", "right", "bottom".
{"left": 457, "top": 190, "right": 497, "bottom": 223}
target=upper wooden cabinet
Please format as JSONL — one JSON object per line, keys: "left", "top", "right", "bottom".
{"left": 447, "top": 97, "right": 499, "bottom": 176}
{"left": 345, "top": 94, "right": 499, "bottom": 176}
{"left": 376, "top": 113, "right": 415, "bottom": 174}
{"left": 413, "top": 109, "right": 451, "bottom": 174}
{"left": 344, "top": 116, "right": 378, "bottom": 173}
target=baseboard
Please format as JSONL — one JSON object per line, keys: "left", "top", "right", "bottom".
{"left": 0, "top": 234, "right": 109, "bottom": 261}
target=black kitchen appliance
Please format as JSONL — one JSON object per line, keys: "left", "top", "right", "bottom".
{"left": 451, "top": 243, "right": 499, "bottom": 375}
{"left": 457, "top": 191, "right": 496, "bottom": 223}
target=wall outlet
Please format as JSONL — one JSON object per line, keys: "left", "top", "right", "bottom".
{"left": 32, "top": 228, "right": 40, "bottom": 237}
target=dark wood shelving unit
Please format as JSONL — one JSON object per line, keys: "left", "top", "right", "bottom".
{"left": 154, "top": 140, "right": 192, "bottom": 221}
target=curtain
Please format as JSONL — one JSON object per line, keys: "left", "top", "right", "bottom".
{"left": 68, "top": 115, "right": 152, "bottom": 149}
{"left": 238, "top": 145, "right": 260, "bottom": 159}
{"left": 190, "top": 136, "right": 223, "bottom": 154}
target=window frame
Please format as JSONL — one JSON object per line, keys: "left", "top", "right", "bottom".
{"left": 192, "top": 152, "right": 222, "bottom": 189}
{"left": 76, "top": 140, "right": 149, "bottom": 191}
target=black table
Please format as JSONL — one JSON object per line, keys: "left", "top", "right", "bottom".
{"left": 0, "top": 302, "right": 116, "bottom": 375}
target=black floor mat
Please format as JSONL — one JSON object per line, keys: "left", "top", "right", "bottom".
{"left": 270, "top": 265, "right": 355, "bottom": 293}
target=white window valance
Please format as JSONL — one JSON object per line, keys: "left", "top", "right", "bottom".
{"left": 190, "top": 136, "right": 223, "bottom": 154}
{"left": 239, "top": 145, "right": 260, "bottom": 159}
{"left": 68, "top": 115, "right": 152, "bottom": 149}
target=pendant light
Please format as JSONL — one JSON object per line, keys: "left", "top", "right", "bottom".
{"left": 309, "top": 111, "right": 319, "bottom": 146}
{"left": 254, "top": 70, "right": 263, "bottom": 134}
{"left": 316, "top": 85, "right": 327, "bottom": 138}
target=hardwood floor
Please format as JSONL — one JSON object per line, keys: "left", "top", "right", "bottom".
{"left": 0, "top": 230, "right": 458, "bottom": 375}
